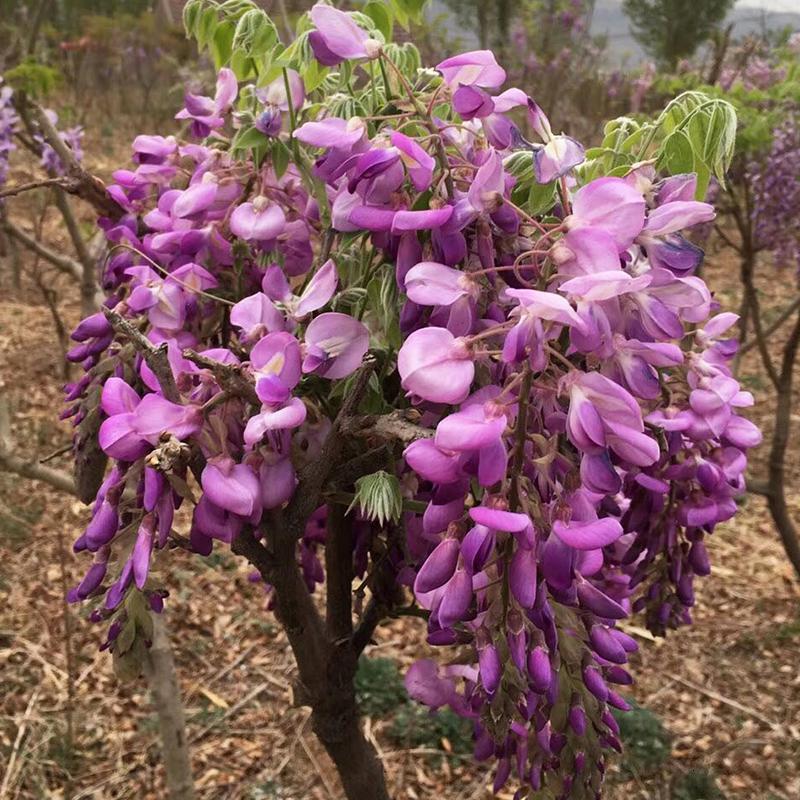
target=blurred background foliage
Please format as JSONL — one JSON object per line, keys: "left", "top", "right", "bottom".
{"left": 1, "top": 0, "right": 797, "bottom": 140}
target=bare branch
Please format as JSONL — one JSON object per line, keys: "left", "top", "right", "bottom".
{"left": 745, "top": 479, "right": 772, "bottom": 497}
{"left": 285, "top": 357, "right": 378, "bottom": 539}
{"left": 103, "top": 309, "right": 180, "bottom": 403}
{"left": 343, "top": 409, "right": 434, "bottom": 445}
{"left": 0, "top": 177, "right": 72, "bottom": 199}
{"left": 182, "top": 349, "right": 260, "bottom": 406}
{"left": 1, "top": 218, "right": 81, "bottom": 279}
{"left": 738, "top": 295, "right": 800, "bottom": 357}
{"left": 13, "top": 93, "right": 124, "bottom": 220}
{"left": 0, "top": 392, "right": 76, "bottom": 494}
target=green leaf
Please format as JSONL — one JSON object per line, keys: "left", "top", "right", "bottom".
{"left": 302, "top": 57, "right": 328, "bottom": 93}
{"left": 116, "top": 619, "right": 136, "bottom": 656}
{"left": 211, "top": 19, "right": 235, "bottom": 68}
{"left": 196, "top": 6, "right": 219, "bottom": 50}
{"left": 272, "top": 139, "right": 291, "bottom": 179}
{"left": 527, "top": 181, "right": 557, "bottom": 216}
{"left": 657, "top": 129, "right": 694, "bottom": 176}
{"left": 393, "top": 0, "right": 428, "bottom": 25}
{"left": 232, "top": 8, "right": 279, "bottom": 57}
{"left": 182, "top": 0, "right": 204, "bottom": 38}
{"left": 349, "top": 471, "right": 403, "bottom": 527}
{"left": 364, "top": 1, "right": 393, "bottom": 41}
{"left": 230, "top": 124, "right": 266, "bottom": 151}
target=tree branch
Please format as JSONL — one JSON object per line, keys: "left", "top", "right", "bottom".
{"left": 765, "top": 309, "right": 800, "bottom": 580}
{"left": 284, "top": 357, "right": 377, "bottom": 539}
{"left": 0, "top": 391, "right": 76, "bottom": 493}
{"left": 325, "top": 505, "right": 355, "bottom": 640}
{"left": 745, "top": 479, "right": 772, "bottom": 498}
{"left": 738, "top": 295, "right": 800, "bottom": 357}
{"left": 104, "top": 309, "right": 180, "bottom": 403}
{"left": 343, "top": 409, "right": 434, "bottom": 445}
{"left": 13, "top": 93, "right": 124, "bottom": 220}
{"left": 181, "top": 349, "right": 260, "bottom": 406}
{"left": 0, "top": 177, "right": 72, "bottom": 200}
{"left": 1, "top": 218, "right": 81, "bottom": 280}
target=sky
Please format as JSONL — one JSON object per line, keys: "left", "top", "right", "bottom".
{"left": 738, "top": 0, "right": 800, "bottom": 11}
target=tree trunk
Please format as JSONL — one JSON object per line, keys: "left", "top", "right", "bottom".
{"left": 234, "top": 523, "right": 392, "bottom": 800}
{"left": 764, "top": 310, "right": 800, "bottom": 580}
{"left": 142, "top": 615, "right": 195, "bottom": 800}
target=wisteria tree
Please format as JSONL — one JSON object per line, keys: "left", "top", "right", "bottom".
{"left": 15, "top": 1, "right": 762, "bottom": 797}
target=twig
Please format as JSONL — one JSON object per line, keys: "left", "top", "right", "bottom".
{"left": 56, "top": 521, "right": 76, "bottom": 795}
{"left": 142, "top": 615, "right": 196, "bottom": 799}
{"left": 298, "top": 732, "right": 338, "bottom": 799}
{"left": 0, "top": 176, "right": 71, "bottom": 199}
{"left": 182, "top": 349, "right": 259, "bottom": 406}
{"left": 188, "top": 681, "right": 275, "bottom": 744}
{"left": 0, "top": 688, "right": 40, "bottom": 799}
{"left": 103, "top": 309, "right": 180, "bottom": 403}
{"left": 39, "top": 443, "right": 73, "bottom": 463}
{"left": 672, "top": 675, "right": 781, "bottom": 730}
{"left": 14, "top": 94, "right": 123, "bottom": 220}
{"left": 285, "top": 357, "right": 377, "bottom": 538}
{"left": 342, "top": 410, "right": 434, "bottom": 445}
{"left": 0, "top": 391, "right": 76, "bottom": 494}
{"left": 184, "top": 643, "right": 257, "bottom": 703}
{"left": 738, "top": 295, "right": 800, "bottom": 357}
{"left": 1, "top": 218, "right": 82, "bottom": 280}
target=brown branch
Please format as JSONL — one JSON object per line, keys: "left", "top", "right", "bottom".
{"left": 1, "top": 218, "right": 81, "bottom": 279}
{"left": 325, "top": 505, "right": 355, "bottom": 641}
{"left": 103, "top": 309, "right": 180, "bottom": 403}
{"left": 232, "top": 517, "right": 390, "bottom": 800}
{"left": 765, "top": 309, "right": 800, "bottom": 580}
{"left": 53, "top": 186, "right": 100, "bottom": 314}
{"left": 0, "top": 446, "right": 77, "bottom": 494}
{"left": 181, "top": 349, "right": 260, "bottom": 406}
{"left": 343, "top": 409, "right": 434, "bottom": 445}
{"left": 739, "top": 250, "right": 780, "bottom": 389}
{"left": 746, "top": 479, "right": 772, "bottom": 498}
{"left": 0, "top": 177, "right": 72, "bottom": 199}
{"left": 284, "top": 357, "right": 377, "bottom": 539}
{"left": 13, "top": 93, "right": 124, "bottom": 220}
{"left": 0, "top": 391, "right": 76, "bottom": 494}
{"left": 141, "top": 616, "right": 196, "bottom": 800}
{"left": 738, "top": 295, "right": 800, "bottom": 357}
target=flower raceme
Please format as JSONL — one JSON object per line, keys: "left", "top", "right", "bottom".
{"left": 62, "top": 5, "right": 760, "bottom": 798}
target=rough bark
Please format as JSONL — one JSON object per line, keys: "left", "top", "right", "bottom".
{"left": 142, "top": 616, "right": 196, "bottom": 800}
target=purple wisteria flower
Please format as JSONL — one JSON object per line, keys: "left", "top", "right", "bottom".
{"left": 60, "top": 31, "right": 761, "bottom": 800}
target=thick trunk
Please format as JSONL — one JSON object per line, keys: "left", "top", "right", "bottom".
{"left": 313, "top": 707, "right": 391, "bottom": 800}
{"left": 234, "top": 521, "right": 392, "bottom": 800}
{"left": 142, "top": 615, "right": 195, "bottom": 800}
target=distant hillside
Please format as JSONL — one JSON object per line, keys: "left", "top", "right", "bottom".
{"left": 428, "top": 0, "right": 800, "bottom": 67}
{"left": 591, "top": 0, "right": 800, "bottom": 64}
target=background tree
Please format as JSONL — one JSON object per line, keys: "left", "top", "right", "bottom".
{"left": 623, "top": 0, "right": 735, "bottom": 70}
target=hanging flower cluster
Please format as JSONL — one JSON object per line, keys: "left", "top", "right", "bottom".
{"left": 748, "top": 116, "right": 800, "bottom": 273}
{"left": 0, "top": 83, "right": 84, "bottom": 193}
{"left": 0, "top": 82, "right": 18, "bottom": 196}
{"left": 63, "top": 3, "right": 759, "bottom": 796}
